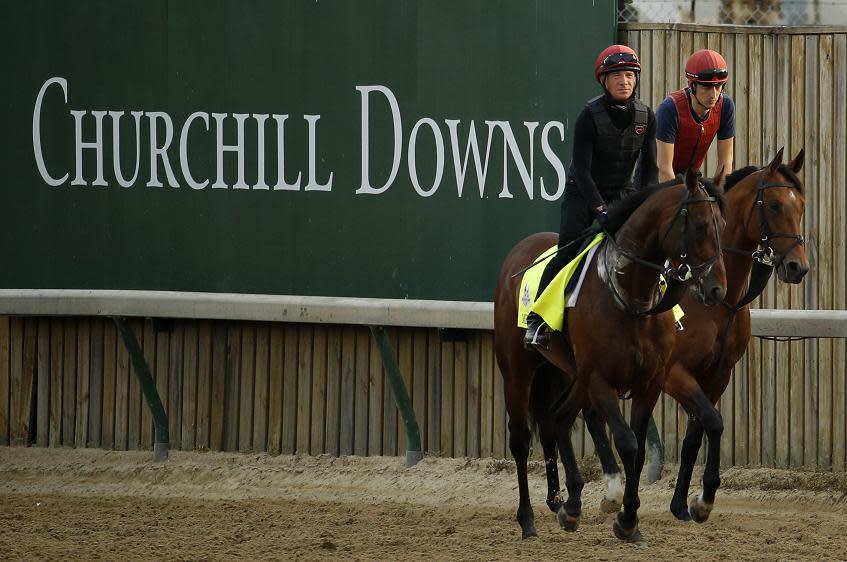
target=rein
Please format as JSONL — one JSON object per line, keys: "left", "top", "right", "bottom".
{"left": 605, "top": 183, "right": 722, "bottom": 318}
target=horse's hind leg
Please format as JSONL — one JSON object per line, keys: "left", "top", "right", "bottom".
{"left": 554, "top": 418, "right": 584, "bottom": 531}
{"left": 537, "top": 417, "right": 563, "bottom": 515}
{"left": 505, "top": 377, "right": 538, "bottom": 539}
{"left": 583, "top": 404, "right": 623, "bottom": 513}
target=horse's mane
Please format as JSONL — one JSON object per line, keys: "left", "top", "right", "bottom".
{"left": 725, "top": 164, "right": 803, "bottom": 193}
{"left": 603, "top": 177, "right": 725, "bottom": 236}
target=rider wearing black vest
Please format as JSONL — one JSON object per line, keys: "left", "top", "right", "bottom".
{"left": 525, "top": 44, "right": 658, "bottom": 348}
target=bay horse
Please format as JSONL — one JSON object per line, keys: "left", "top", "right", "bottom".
{"left": 573, "top": 149, "right": 808, "bottom": 525}
{"left": 665, "top": 148, "right": 808, "bottom": 522}
{"left": 494, "top": 168, "right": 727, "bottom": 541}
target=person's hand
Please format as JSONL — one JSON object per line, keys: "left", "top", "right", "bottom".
{"left": 594, "top": 204, "right": 609, "bottom": 227}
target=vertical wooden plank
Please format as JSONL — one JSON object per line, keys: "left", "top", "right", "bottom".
{"left": 73, "top": 320, "right": 90, "bottom": 448}
{"left": 281, "top": 326, "right": 298, "bottom": 454}
{"left": 267, "top": 324, "right": 285, "bottom": 454}
{"left": 114, "top": 320, "right": 129, "bottom": 451}
{"left": 101, "top": 321, "right": 116, "bottom": 449}
{"left": 426, "top": 329, "right": 441, "bottom": 455}
{"left": 10, "top": 319, "right": 36, "bottom": 445}
{"left": 440, "top": 339, "right": 454, "bottom": 457}
{"left": 832, "top": 33, "right": 847, "bottom": 471}
{"left": 381, "top": 328, "right": 399, "bottom": 456}
{"left": 36, "top": 318, "right": 51, "bottom": 447}
{"left": 338, "top": 326, "right": 354, "bottom": 455}
{"left": 324, "top": 326, "right": 342, "bottom": 456}
{"left": 310, "top": 326, "right": 327, "bottom": 455}
{"left": 196, "top": 321, "right": 213, "bottom": 450}
{"left": 223, "top": 325, "right": 241, "bottom": 451}
{"left": 8, "top": 319, "right": 23, "bottom": 445}
{"left": 650, "top": 29, "right": 665, "bottom": 108}
{"left": 412, "top": 330, "right": 428, "bottom": 454}
{"left": 209, "top": 324, "right": 227, "bottom": 451}
{"left": 351, "top": 326, "right": 368, "bottom": 456}
{"left": 154, "top": 323, "right": 170, "bottom": 448}
{"left": 466, "top": 333, "right": 481, "bottom": 458}
{"left": 61, "top": 319, "right": 77, "bottom": 446}
{"left": 168, "top": 323, "right": 184, "bottom": 450}
{"left": 396, "top": 329, "right": 413, "bottom": 454}
{"left": 368, "top": 330, "right": 383, "bottom": 455}
{"left": 127, "top": 319, "right": 142, "bottom": 450}
{"left": 238, "top": 324, "right": 255, "bottom": 452}
{"left": 181, "top": 322, "right": 198, "bottom": 451}
{"left": 479, "top": 333, "right": 494, "bottom": 458}
{"left": 87, "top": 320, "right": 103, "bottom": 448}
{"left": 253, "top": 323, "right": 270, "bottom": 452}
{"left": 816, "top": 34, "right": 835, "bottom": 469}
{"left": 0, "top": 317, "right": 9, "bottom": 446}
{"left": 638, "top": 30, "right": 652, "bottom": 105}
{"left": 492, "top": 350, "right": 507, "bottom": 459}
{"left": 296, "top": 326, "right": 312, "bottom": 454}
{"left": 140, "top": 320, "right": 156, "bottom": 448}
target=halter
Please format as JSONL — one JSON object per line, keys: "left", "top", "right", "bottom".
{"left": 722, "top": 167, "right": 805, "bottom": 310}
{"left": 604, "top": 183, "right": 723, "bottom": 317}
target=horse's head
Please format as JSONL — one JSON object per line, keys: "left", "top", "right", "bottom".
{"left": 739, "top": 148, "right": 809, "bottom": 284}
{"left": 657, "top": 168, "right": 727, "bottom": 305}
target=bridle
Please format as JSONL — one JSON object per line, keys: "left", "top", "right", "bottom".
{"left": 603, "top": 182, "right": 723, "bottom": 317}
{"left": 722, "top": 167, "right": 805, "bottom": 310}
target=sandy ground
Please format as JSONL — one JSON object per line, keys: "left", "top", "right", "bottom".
{"left": 1, "top": 447, "right": 846, "bottom": 561}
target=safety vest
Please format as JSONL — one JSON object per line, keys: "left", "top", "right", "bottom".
{"left": 669, "top": 88, "right": 723, "bottom": 174}
{"left": 569, "top": 95, "right": 649, "bottom": 198}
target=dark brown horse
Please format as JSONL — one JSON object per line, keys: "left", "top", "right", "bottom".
{"left": 577, "top": 149, "right": 808, "bottom": 524}
{"left": 664, "top": 148, "right": 808, "bottom": 522}
{"left": 494, "top": 169, "right": 727, "bottom": 541}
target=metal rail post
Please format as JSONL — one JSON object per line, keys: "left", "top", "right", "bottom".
{"left": 369, "top": 326, "right": 423, "bottom": 468}
{"left": 113, "top": 317, "right": 170, "bottom": 461}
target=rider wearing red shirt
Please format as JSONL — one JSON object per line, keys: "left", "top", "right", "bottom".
{"left": 656, "top": 49, "right": 735, "bottom": 181}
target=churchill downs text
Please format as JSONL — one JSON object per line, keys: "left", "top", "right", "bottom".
{"left": 33, "top": 77, "right": 568, "bottom": 200}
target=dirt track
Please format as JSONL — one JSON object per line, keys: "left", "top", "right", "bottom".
{"left": 1, "top": 447, "right": 846, "bottom": 561}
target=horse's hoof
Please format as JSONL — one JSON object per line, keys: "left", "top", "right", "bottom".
{"left": 689, "top": 496, "right": 713, "bottom": 523}
{"left": 612, "top": 514, "right": 640, "bottom": 542}
{"left": 547, "top": 497, "right": 564, "bottom": 514}
{"left": 521, "top": 526, "right": 538, "bottom": 539}
{"left": 669, "top": 499, "right": 692, "bottom": 521}
{"left": 600, "top": 497, "right": 622, "bottom": 514}
{"left": 557, "top": 507, "right": 580, "bottom": 532}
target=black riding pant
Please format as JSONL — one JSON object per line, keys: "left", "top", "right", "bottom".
{"left": 536, "top": 186, "right": 593, "bottom": 295}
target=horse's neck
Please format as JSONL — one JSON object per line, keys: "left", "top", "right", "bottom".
{"left": 723, "top": 183, "right": 758, "bottom": 305}
{"left": 606, "top": 209, "right": 666, "bottom": 309}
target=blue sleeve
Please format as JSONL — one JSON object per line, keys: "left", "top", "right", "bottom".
{"left": 718, "top": 95, "right": 736, "bottom": 140}
{"left": 655, "top": 97, "right": 679, "bottom": 144}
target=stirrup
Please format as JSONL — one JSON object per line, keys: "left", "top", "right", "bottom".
{"left": 524, "top": 321, "right": 549, "bottom": 350}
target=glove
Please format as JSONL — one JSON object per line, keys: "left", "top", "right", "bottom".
{"left": 593, "top": 204, "right": 609, "bottom": 227}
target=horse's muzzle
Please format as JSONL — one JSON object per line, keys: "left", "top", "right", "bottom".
{"left": 777, "top": 259, "right": 809, "bottom": 284}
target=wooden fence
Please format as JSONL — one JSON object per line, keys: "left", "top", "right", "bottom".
{"left": 1, "top": 24, "right": 845, "bottom": 471}
{"left": 622, "top": 23, "right": 847, "bottom": 470}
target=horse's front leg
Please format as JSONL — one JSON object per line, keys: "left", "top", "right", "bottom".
{"left": 537, "top": 417, "right": 564, "bottom": 515}
{"left": 583, "top": 404, "right": 623, "bottom": 513}
{"left": 553, "top": 407, "right": 584, "bottom": 531}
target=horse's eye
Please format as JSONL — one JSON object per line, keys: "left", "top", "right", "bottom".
{"left": 768, "top": 201, "right": 781, "bottom": 213}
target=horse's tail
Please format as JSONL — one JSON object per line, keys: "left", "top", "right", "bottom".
{"left": 529, "top": 364, "right": 577, "bottom": 435}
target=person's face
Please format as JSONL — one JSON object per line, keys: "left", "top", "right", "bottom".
{"left": 602, "top": 71, "right": 637, "bottom": 102}
{"left": 692, "top": 82, "right": 722, "bottom": 108}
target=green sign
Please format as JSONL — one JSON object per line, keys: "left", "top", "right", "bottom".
{"left": 2, "top": 1, "right": 616, "bottom": 301}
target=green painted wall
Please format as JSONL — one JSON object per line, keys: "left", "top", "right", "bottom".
{"left": 2, "top": 1, "right": 616, "bottom": 301}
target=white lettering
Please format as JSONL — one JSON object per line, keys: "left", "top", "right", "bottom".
{"left": 146, "top": 112, "right": 180, "bottom": 188}
{"left": 304, "top": 115, "right": 333, "bottom": 191}
{"left": 179, "top": 111, "right": 210, "bottom": 190}
{"left": 445, "top": 120, "right": 496, "bottom": 197}
{"left": 408, "top": 118, "right": 445, "bottom": 197}
{"left": 355, "top": 85, "right": 402, "bottom": 195}
{"left": 71, "top": 110, "right": 108, "bottom": 186}
{"left": 32, "top": 77, "right": 69, "bottom": 187}
{"left": 253, "top": 114, "right": 269, "bottom": 190}
{"left": 272, "top": 114, "right": 302, "bottom": 191}
{"left": 496, "top": 121, "right": 537, "bottom": 199}
{"left": 109, "top": 111, "right": 143, "bottom": 188}
{"left": 212, "top": 113, "right": 249, "bottom": 190}
{"left": 540, "top": 121, "right": 567, "bottom": 201}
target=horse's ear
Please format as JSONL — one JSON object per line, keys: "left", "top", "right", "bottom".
{"left": 788, "top": 148, "right": 805, "bottom": 173}
{"left": 767, "top": 147, "right": 785, "bottom": 173}
{"left": 712, "top": 166, "right": 726, "bottom": 193}
{"left": 685, "top": 167, "right": 698, "bottom": 194}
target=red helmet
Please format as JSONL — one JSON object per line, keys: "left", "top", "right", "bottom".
{"left": 685, "top": 49, "right": 729, "bottom": 84}
{"left": 594, "top": 45, "right": 641, "bottom": 83}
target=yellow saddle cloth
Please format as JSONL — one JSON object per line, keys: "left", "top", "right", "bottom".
{"left": 517, "top": 234, "right": 684, "bottom": 331}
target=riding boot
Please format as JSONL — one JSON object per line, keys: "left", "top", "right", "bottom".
{"left": 524, "top": 312, "right": 549, "bottom": 350}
